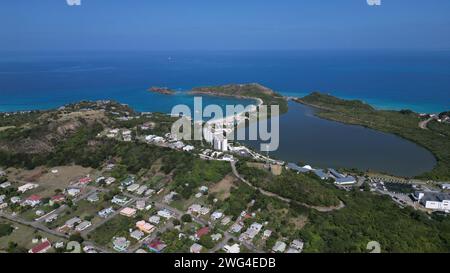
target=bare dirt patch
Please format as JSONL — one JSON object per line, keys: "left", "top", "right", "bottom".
{"left": 0, "top": 126, "right": 15, "bottom": 132}
{"left": 7, "top": 165, "right": 93, "bottom": 197}
{"left": 290, "top": 215, "right": 308, "bottom": 230}
{"left": 210, "top": 174, "right": 238, "bottom": 201}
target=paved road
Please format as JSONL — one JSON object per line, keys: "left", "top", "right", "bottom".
{"left": 0, "top": 211, "right": 69, "bottom": 240}
{"left": 419, "top": 117, "right": 434, "bottom": 130}
{"left": 230, "top": 161, "right": 345, "bottom": 212}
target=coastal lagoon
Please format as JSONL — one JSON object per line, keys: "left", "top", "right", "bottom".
{"left": 241, "top": 101, "right": 437, "bottom": 177}
{"left": 0, "top": 51, "right": 442, "bottom": 176}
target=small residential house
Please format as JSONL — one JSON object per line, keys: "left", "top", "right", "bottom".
{"left": 0, "top": 182, "right": 11, "bottom": 189}
{"left": 272, "top": 241, "right": 287, "bottom": 253}
{"left": 221, "top": 216, "right": 231, "bottom": 226}
{"left": 18, "top": 183, "right": 38, "bottom": 193}
{"left": 230, "top": 223, "right": 244, "bottom": 233}
{"left": 136, "top": 185, "right": 148, "bottom": 195}
{"left": 211, "top": 211, "right": 223, "bottom": 221}
{"left": 78, "top": 177, "right": 92, "bottom": 185}
{"left": 112, "top": 195, "right": 129, "bottom": 206}
{"left": 157, "top": 209, "right": 174, "bottom": 219}
{"left": 98, "top": 207, "right": 115, "bottom": 218}
{"left": 50, "top": 194, "right": 65, "bottom": 205}
{"left": 112, "top": 237, "right": 130, "bottom": 252}
{"left": 105, "top": 177, "right": 116, "bottom": 185}
{"left": 86, "top": 192, "right": 99, "bottom": 203}
{"left": 121, "top": 176, "right": 135, "bottom": 187}
{"left": 148, "top": 215, "right": 161, "bottom": 225}
{"left": 66, "top": 188, "right": 81, "bottom": 197}
{"left": 120, "top": 207, "right": 137, "bottom": 217}
{"left": 190, "top": 243, "right": 203, "bottom": 253}
{"left": 223, "top": 244, "right": 240, "bottom": 253}
{"left": 75, "top": 221, "right": 92, "bottom": 232}
{"left": 145, "top": 238, "right": 167, "bottom": 253}
{"left": 65, "top": 217, "right": 82, "bottom": 229}
{"left": 23, "top": 194, "right": 42, "bottom": 207}
{"left": 136, "top": 220, "right": 155, "bottom": 234}
{"left": 135, "top": 200, "right": 146, "bottom": 210}
{"left": 127, "top": 183, "right": 140, "bottom": 193}
{"left": 286, "top": 239, "right": 304, "bottom": 253}
{"left": 263, "top": 230, "right": 272, "bottom": 238}
{"left": 195, "top": 227, "right": 210, "bottom": 240}
{"left": 211, "top": 233, "right": 222, "bottom": 241}
{"left": 29, "top": 240, "right": 51, "bottom": 253}
{"left": 130, "top": 230, "right": 145, "bottom": 240}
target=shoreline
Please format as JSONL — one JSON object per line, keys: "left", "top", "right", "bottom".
{"left": 294, "top": 96, "right": 448, "bottom": 180}
{"left": 0, "top": 87, "right": 446, "bottom": 115}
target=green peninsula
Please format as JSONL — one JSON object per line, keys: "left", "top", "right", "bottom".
{"left": 190, "top": 83, "right": 288, "bottom": 114}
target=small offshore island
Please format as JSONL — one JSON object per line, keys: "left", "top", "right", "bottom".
{"left": 148, "top": 87, "right": 175, "bottom": 95}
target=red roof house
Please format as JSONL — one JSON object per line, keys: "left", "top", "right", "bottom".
{"left": 78, "top": 177, "right": 92, "bottom": 184}
{"left": 195, "top": 227, "right": 210, "bottom": 239}
{"left": 27, "top": 194, "right": 41, "bottom": 201}
{"left": 146, "top": 238, "right": 167, "bottom": 253}
{"left": 29, "top": 240, "right": 51, "bottom": 253}
{"left": 51, "top": 194, "right": 65, "bottom": 203}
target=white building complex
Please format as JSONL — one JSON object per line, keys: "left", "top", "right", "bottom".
{"left": 413, "top": 192, "right": 450, "bottom": 211}
{"left": 203, "top": 125, "right": 229, "bottom": 152}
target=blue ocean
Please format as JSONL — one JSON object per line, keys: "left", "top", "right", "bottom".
{"left": 0, "top": 50, "right": 446, "bottom": 176}
{"left": 0, "top": 50, "right": 449, "bottom": 113}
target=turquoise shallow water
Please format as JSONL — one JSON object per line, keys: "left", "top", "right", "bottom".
{"left": 0, "top": 50, "right": 449, "bottom": 113}
{"left": 0, "top": 51, "right": 445, "bottom": 176}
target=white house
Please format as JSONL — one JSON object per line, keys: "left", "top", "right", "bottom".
{"left": 272, "top": 241, "right": 287, "bottom": 253}
{"left": 157, "top": 209, "right": 174, "bottom": 219}
{"left": 18, "top": 183, "right": 38, "bottom": 193}
{"left": 223, "top": 243, "right": 240, "bottom": 253}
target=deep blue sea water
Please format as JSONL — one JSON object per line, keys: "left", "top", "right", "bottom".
{"left": 0, "top": 50, "right": 449, "bottom": 113}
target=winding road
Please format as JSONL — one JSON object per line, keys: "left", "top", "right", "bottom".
{"left": 230, "top": 161, "right": 345, "bottom": 212}
{"left": 419, "top": 117, "right": 434, "bottom": 130}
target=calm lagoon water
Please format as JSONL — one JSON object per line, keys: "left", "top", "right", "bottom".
{"left": 241, "top": 101, "right": 437, "bottom": 177}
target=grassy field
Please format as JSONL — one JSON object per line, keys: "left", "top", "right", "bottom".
{"left": 48, "top": 199, "right": 107, "bottom": 230}
{"left": 0, "top": 219, "right": 64, "bottom": 252}
{"left": 89, "top": 215, "right": 135, "bottom": 246}
{"left": 296, "top": 92, "right": 450, "bottom": 181}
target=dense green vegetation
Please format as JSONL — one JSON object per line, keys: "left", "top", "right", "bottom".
{"left": 0, "top": 111, "right": 43, "bottom": 127}
{"left": 0, "top": 223, "right": 14, "bottom": 238}
{"left": 428, "top": 120, "right": 450, "bottom": 138}
{"left": 297, "top": 92, "right": 450, "bottom": 180}
{"left": 191, "top": 83, "right": 288, "bottom": 114}
{"left": 236, "top": 162, "right": 340, "bottom": 207}
{"left": 90, "top": 216, "right": 135, "bottom": 245}
{"left": 163, "top": 154, "right": 231, "bottom": 199}
{"left": 221, "top": 182, "right": 258, "bottom": 219}
{"left": 299, "top": 190, "right": 450, "bottom": 253}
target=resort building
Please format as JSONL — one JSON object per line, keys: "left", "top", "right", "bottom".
{"left": 413, "top": 191, "right": 450, "bottom": 211}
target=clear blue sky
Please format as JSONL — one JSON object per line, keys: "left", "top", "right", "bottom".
{"left": 1, "top": 0, "right": 449, "bottom": 51}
